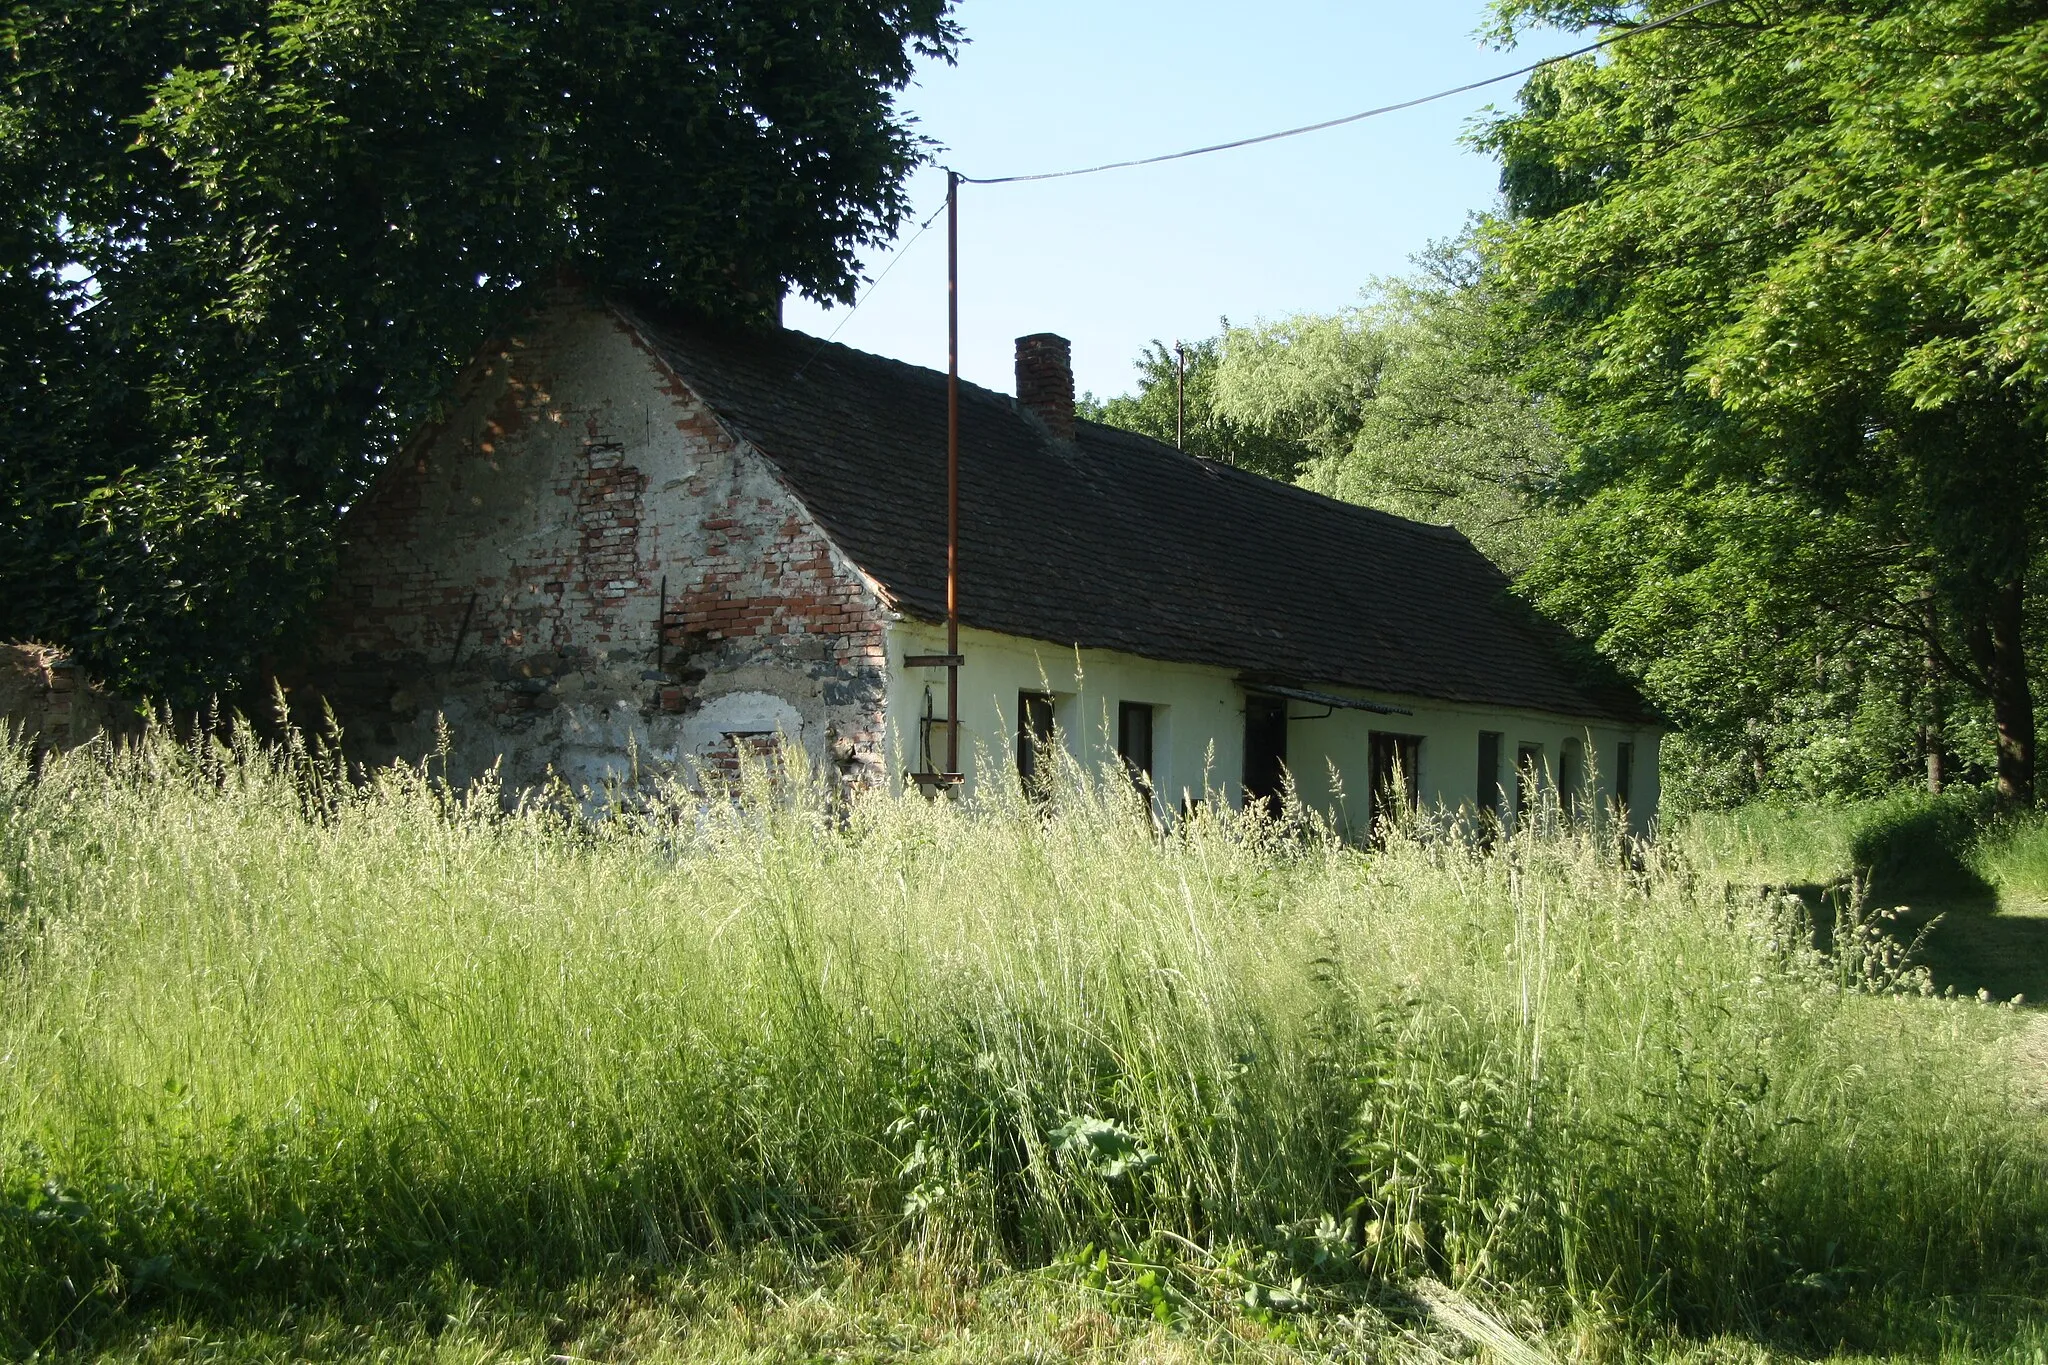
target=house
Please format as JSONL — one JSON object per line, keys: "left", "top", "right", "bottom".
{"left": 311, "top": 291, "right": 1660, "bottom": 834}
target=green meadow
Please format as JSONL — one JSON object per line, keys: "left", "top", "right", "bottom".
{"left": 2, "top": 730, "right": 2044, "bottom": 1362}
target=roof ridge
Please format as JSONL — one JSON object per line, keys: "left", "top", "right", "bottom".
{"left": 606, "top": 294, "right": 1655, "bottom": 725}
{"left": 1071, "top": 416, "right": 1467, "bottom": 543}
{"left": 614, "top": 295, "right": 1030, "bottom": 415}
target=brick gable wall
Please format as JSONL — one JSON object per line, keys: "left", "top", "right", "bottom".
{"left": 310, "top": 298, "right": 890, "bottom": 795}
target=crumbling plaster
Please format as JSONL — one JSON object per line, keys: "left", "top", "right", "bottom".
{"left": 315, "top": 298, "right": 891, "bottom": 794}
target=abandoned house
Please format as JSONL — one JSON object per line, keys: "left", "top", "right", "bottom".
{"left": 311, "top": 292, "right": 1661, "bottom": 834}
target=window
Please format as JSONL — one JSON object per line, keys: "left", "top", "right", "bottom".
{"left": 1560, "top": 737, "right": 1585, "bottom": 823}
{"left": 1368, "top": 731, "right": 1423, "bottom": 837}
{"left": 1241, "top": 695, "right": 1288, "bottom": 816}
{"left": 1515, "top": 742, "right": 1545, "bottom": 829}
{"left": 1476, "top": 731, "right": 1504, "bottom": 823}
{"left": 1018, "top": 691, "right": 1056, "bottom": 794}
{"left": 1117, "top": 701, "right": 1155, "bottom": 789}
{"left": 1613, "top": 741, "right": 1635, "bottom": 821}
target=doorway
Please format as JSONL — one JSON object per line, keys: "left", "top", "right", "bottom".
{"left": 1516, "top": 742, "right": 1545, "bottom": 829}
{"left": 1368, "top": 730, "right": 1423, "bottom": 838}
{"left": 1242, "top": 695, "right": 1288, "bottom": 816}
{"left": 1018, "top": 691, "right": 1057, "bottom": 798}
{"left": 1117, "top": 700, "right": 1156, "bottom": 790}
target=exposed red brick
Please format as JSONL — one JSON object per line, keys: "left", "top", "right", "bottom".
{"left": 317, "top": 303, "right": 894, "bottom": 795}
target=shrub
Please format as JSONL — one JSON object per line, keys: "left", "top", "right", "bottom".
{"left": 1847, "top": 788, "right": 1999, "bottom": 896}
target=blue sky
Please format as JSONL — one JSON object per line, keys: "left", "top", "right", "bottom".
{"left": 783, "top": 1, "right": 1582, "bottom": 401}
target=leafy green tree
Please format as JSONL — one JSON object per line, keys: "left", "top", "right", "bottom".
{"left": 1214, "top": 267, "right": 1565, "bottom": 577}
{"left": 1478, "top": 0, "right": 2048, "bottom": 804}
{"left": 2, "top": 0, "right": 956, "bottom": 702}
{"left": 1088, "top": 267, "right": 1562, "bottom": 570}
{"left": 1527, "top": 478, "right": 1997, "bottom": 806}
{"left": 1209, "top": 309, "right": 1391, "bottom": 465}
{"left": 1079, "top": 335, "right": 1313, "bottom": 480}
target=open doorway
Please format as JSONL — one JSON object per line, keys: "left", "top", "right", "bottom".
{"left": 1117, "top": 700, "right": 1156, "bottom": 792}
{"left": 1516, "top": 742, "right": 1545, "bottom": 830}
{"left": 1559, "top": 736, "right": 1586, "bottom": 823}
{"left": 1017, "top": 691, "right": 1057, "bottom": 798}
{"left": 1242, "top": 695, "right": 1288, "bottom": 816}
{"left": 1368, "top": 731, "right": 1423, "bottom": 840}
{"left": 1476, "top": 731, "right": 1505, "bottom": 839}
{"left": 1612, "top": 740, "right": 1636, "bottom": 824}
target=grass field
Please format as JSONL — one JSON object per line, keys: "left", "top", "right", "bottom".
{"left": 1677, "top": 791, "right": 2048, "bottom": 1004}
{"left": 2, "top": 731, "right": 2045, "bottom": 1362}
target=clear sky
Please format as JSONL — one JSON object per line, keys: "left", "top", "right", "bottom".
{"left": 783, "top": 1, "right": 1580, "bottom": 402}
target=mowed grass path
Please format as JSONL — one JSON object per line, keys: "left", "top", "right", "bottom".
{"left": 3, "top": 735, "right": 2045, "bottom": 1363}
{"left": 1906, "top": 893, "right": 2048, "bottom": 1005}
{"left": 1678, "top": 796, "right": 2048, "bottom": 1005}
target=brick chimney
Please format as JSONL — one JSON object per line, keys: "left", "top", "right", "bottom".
{"left": 1015, "top": 333, "right": 1075, "bottom": 441}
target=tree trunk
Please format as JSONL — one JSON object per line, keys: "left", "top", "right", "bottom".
{"left": 1925, "top": 724, "right": 1947, "bottom": 794}
{"left": 1922, "top": 590, "right": 1946, "bottom": 794}
{"left": 1924, "top": 697, "right": 1947, "bottom": 795}
{"left": 1974, "top": 578, "right": 2036, "bottom": 806}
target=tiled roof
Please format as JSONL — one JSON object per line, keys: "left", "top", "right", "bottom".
{"left": 622, "top": 302, "right": 1656, "bottom": 725}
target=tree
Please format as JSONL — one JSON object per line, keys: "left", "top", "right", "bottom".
{"left": 1086, "top": 268, "right": 1563, "bottom": 568}
{"left": 1078, "top": 335, "right": 1313, "bottom": 480}
{"left": 1, "top": 0, "right": 956, "bottom": 702}
{"left": 1526, "top": 477, "right": 1999, "bottom": 805}
{"left": 1479, "top": 0, "right": 2048, "bottom": 804}
{"left": 1212, "top": 263, "right": 1566, "bottom": 577}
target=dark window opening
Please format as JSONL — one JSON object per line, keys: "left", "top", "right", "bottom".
{"left": 1018, "top": 691, "right": 1056, "bottom": 794}
{"left": 1242, "top": 695, "right": 1288, "bottom": 816}
{"left": 1560, "top": 737, "right": 1585, "bottom": 823}
{"left": 1117, "top": 701, "right": 1155, "bottom": 789}
{"left": 1613, "top": 741, "right": 1635, "bottom": 821}
{"left": 1477, "top": 731, "right": 1504, "bottom": 834}
{"left": 1516, "top": 742, "right": 1545, "bottom": 829}
{"left": 1368, "top": 731, "right": 1423, "bottom": 839}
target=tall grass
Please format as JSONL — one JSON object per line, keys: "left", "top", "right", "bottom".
{"left": 1974, "top": 817, "right": 2048, "bottom": 901}
{"left": 1676, "top": 787, "right": 2048, "bottom": 899}
{"left": 1670, "top": 801, "right": 1874, "bottom": 888}
{"left": 1, "top": 729, "right": 2042, "bottom": 1354}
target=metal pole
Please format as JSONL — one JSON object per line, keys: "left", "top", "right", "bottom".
{"left": 1174, "top": 341, "right": 1185, "bottom": 450}
{"left": 945, "top": 170, "right": 961, "bottom": 779}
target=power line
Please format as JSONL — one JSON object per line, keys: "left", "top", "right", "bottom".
{"left": 792, "top": 197, "right": 947, "bottom": 378}
{"left": 956, "top": 0, "right": 1736, "bottom": 186}
{"left": 797, "top": 0, "right": 1737, "bottom": 363}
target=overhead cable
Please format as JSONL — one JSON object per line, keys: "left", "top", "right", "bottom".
{"left": 792, "top": 196, "right": 948, "bottom": 378}
{"left": 955, "top": 0, "right": 1737, "bottom": 186}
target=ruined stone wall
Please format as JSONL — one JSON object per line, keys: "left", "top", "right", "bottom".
{"left": 1, "top": 643, "right": 121, "bottom": 757}
{"left": 313, "top": 298, "right": 890, "bottom": 795}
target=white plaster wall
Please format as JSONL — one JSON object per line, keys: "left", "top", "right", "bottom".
{"left": 884, "top": 620, "right": 1661, "bottom": 836}
{"left": 884, "top": 622, "right": 1249, "bottom": 812}
{"left": 1283, "top": 690, "right": 1662, "bottom": 838}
